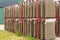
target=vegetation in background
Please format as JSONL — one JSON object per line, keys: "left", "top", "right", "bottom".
{"left": 15, "top": 30, "right": 22, "bottom": 36}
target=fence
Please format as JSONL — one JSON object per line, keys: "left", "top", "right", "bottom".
{"left": 4, "top": 0, "right": 59, "bottom": 40}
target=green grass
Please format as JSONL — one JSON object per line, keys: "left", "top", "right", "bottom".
{"left": 24, "top": 36, "right": 38, "bottom": 40}
{"left": 0, "top": 30, "right": 38, "bottom": 40}
{"left": 15, "top": 30, "right": 22, "bottom": 36}
{"left": 0, "top": 30, "right": 23, "bottom": 40}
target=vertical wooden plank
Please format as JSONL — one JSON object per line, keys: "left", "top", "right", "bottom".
{"left": 55, "top": 1, "right": 59, "bottom": 37}
{"left": 45, "top": 19, "right": 55, "bottom": 40}
{"left": 30, "top": 1, "right": 33, "bottom": 18}
{"left": 32, "top": 1, "right": 36, "bottom": 18}
{"left": 36, "top": 0, "right": 40, "bottom": 39}
{"left": 12, "top": 7, "right": 14, "bottom": 32}
{"left": 4, "top": 8, "right": 6, "bottom": 29}
{"left": 45, "top": 0, "right": 55, "bottom": 18}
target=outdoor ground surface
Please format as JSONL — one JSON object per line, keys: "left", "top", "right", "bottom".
{"left": 0, "top": 30, "right": 58, "bottom": 40}
{"left": 0, "top": 25, "right": 60, "bottom": 40}
{"left": 0, "top": 25, "right": 38, "bottom": 40}
{"left": 0, "top": 30, "right": 37, "bottom": 40}
{"left": 0, "top": 30, "right": 25, "bottom": 40}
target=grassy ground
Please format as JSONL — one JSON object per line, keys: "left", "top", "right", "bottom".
{"left": 0, "top": 30, "right": 37, "bottom": 40}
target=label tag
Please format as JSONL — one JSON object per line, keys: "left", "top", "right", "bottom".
{"left": 45, "top": 19, "right": 56, "bottom": 24}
